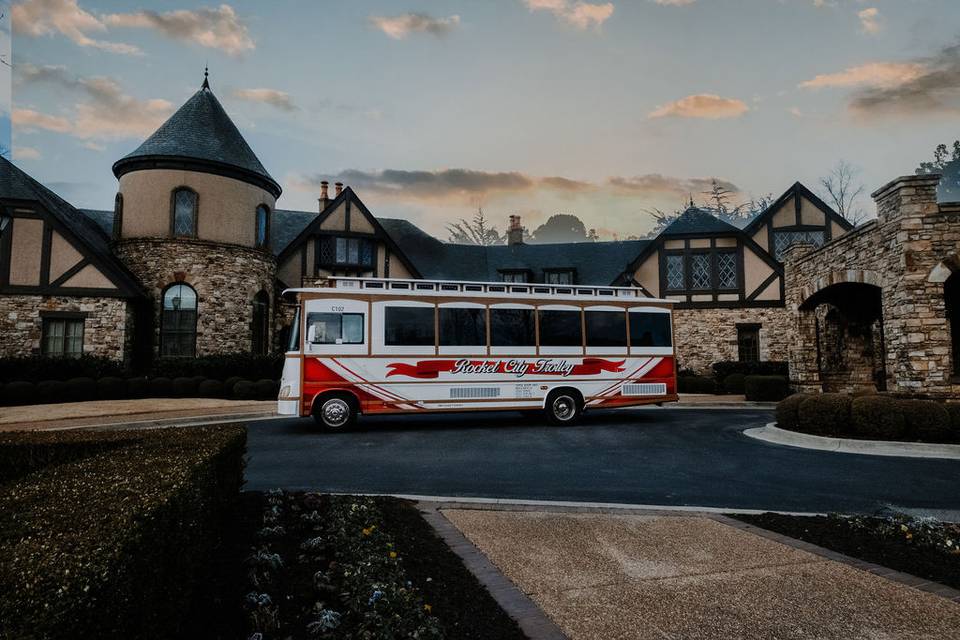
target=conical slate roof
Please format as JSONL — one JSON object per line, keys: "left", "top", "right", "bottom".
{"left": 112, "top": 74, "right": 281, "bottom": 197}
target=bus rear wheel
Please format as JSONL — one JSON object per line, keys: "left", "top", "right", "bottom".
{"left": 545, "top": 389, "right": 582, "bottom": 426}
{"left": 313, "top": 394, "right": 357, "bottom": 431}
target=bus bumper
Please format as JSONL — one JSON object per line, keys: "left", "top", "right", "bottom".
{"left": 277, "top": 399, "right": 300, "bottom": 416}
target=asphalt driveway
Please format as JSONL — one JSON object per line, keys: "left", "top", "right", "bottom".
{"left": 244, "top": 408, "right": 960, "bottom": 514}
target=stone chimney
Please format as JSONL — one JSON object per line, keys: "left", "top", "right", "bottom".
{"left": 319, "top": 181, "right": 329, "bottom": 211}
{"left": 507, "top": 215, "right": 524, "bottom": 246}
{"left": 335, "top": 182, "right": 344, "bottom": 197}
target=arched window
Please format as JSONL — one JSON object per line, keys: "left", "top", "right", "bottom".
{"left": 251, "top": 290, "right": 270, "bottom": 355}
{"left": 171, "top": 187, "right": 198, "bottom": 238}
{"left": 112, "top": 193, "right": 123, "bottom": 240}
{"left": 255, "top": 204, "right": 270, "bottom": 249}
{"left": 160, "top": 283, "right": 198, "bottom": 357}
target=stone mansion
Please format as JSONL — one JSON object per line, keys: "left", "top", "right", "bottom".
{"left": 2, "top": 74, "right": 958, "bottom": 396}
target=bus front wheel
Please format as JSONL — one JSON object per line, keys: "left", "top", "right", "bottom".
{"left": 313, "top": 393, "right": 357, "bottom": 431}
{"left": 545, "top": 389, "right": 582, "bottom": 426}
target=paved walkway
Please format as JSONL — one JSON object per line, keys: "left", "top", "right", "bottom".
{"left": 442, "top": 508, "right": 960, "bottom": 640}
{"left": 0, "top": 398, "right": 276, "bottom": 431}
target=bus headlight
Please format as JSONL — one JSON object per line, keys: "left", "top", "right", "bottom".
{"left": 278, "top": 385, "right": 292, "bottom": 399}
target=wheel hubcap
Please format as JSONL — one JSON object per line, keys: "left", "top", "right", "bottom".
{"left": 552, "top": 396, "right": 575, "bottom": 421}
{"left": 322, "top": 399, "right": 350, "bottom": 427}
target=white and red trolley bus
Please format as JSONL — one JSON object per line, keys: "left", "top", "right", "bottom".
{"left": 277, "top": 277, "right": 677, "bottom": 429}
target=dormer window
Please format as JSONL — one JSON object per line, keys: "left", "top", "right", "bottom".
{"left": 499, "top": 269, "right": 530, "bottom": 283}
{"left": 544, "top": 269, "right": 575, "bottom": 285}
{"left": 171, "top": 187, "right": 198, "bottom": 238}
{"left": 255, "top": 204, "right": 270, "bottom": 249}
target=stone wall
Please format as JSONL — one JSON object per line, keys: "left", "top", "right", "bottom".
{"left": 0, "top": 294, "right": 132, "bottom": 362}
{"left": 784, "top": 173, "right": 960, "bottom": 397}
{"left": 116, "top": 237, "right": 276, "bottom": 357}
{"left": 673, "top": 306, "right": 791, "bottom": 373}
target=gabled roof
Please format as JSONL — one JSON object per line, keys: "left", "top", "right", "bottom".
{"left": 743, "top": 181, "right": 853, "bottom": 235}
{"left": 1, "top": 157, "right": 145, "bottom": 298}
{"left": 661, "top": 206, "right": 741, "bottom": 236}
{"left": 112, "top": 78, "right": 281, "bottom": 197}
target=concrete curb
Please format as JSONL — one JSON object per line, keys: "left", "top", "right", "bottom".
{"left": 744, "top": 423, "right": 960, "bottom": 460}
{"left": 42, "top": 411, "right": 281, "bottom": 431}
{"left": 418, "top": 504, "right": 568, "bottom": 640}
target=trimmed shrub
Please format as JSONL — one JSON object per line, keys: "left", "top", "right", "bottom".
{"left": 254, "top": 378, "right": 279, "bottom": 400}
{"left": 678, "top": 375, "right": 716, "bottom": 394}
{"left": 0, "top": 355, "right": 125, "bottom": 383}
{"left": 125, "top": 376, "right": 150, "bottom": 399}
{"left": 850, "top": 395, "right": 905, "bottom": 440}
{"left": 232, "top": 379, "right": 255, "bottom": 400}
{"left": 97, "top": 376, "right": 127, "bottom": 400}
{"left": 946, "top": 404, "right": 960, "bottom": 443}
{"left": 149, "top": 376, "right": 173, "bottom": 398}
{"left": 171, "top": 376, "right": 199, "bottom": 398}
{"left": 722, "top": 373, "right": 746, "bottom": 395}
{"left": 197, "top": 379, "right": 224, "bottom": 398}
{"left": 223, "top": 376, "right": 243, "bottom": 398}
{"left": 37, "top": 380, "right": 69, "bottom": 405}
{"left": 798, "top": 393, "right": 852, "bottom": 437}
{"left": 152, "top": 353, "right": 282, "bottom": 382}
{"left": 775, "top": 393, "right": 809, "bottom": 432}
{"left": 0, "top": 425, "right": 246, "bottom": 638}
{"left": 744, "top": 375, "right": 790, "bottom": 402}
{"left": 712, "top": 360, "right": 788, "bottom": 381}
{"left": 64, "top": 377, "right": 97, "bottom": 403}
{"left": 1, "top": 381, "right": 38, "bottom": 406}
{"left": 901, "top": 399, "right": 951, "bottom": 442}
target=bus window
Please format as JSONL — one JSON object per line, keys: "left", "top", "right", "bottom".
{"left": 385, "top": 306, "right": 435, "bottom": 346}
{"left": 490, "top": 308, "right": 535, "bottom": 347}
{"left": 538, "top": 309, "right": 582, "bottom": 347}
{"left": 286, "top": 307, "right": 301, "bottom": 352}
{"left": 439, "top": 307, "right": 486, "bottom": 346}
{"left": 585, "top": 310, "right": 627, "bottom": 347}
{"left": 307, "top": 312, "right": 364, "bottom": 345}
{"left": 629, "top": 312, "right": 672, "bottom": 347}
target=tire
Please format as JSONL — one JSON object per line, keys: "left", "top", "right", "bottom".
{"left": 545, "top": 389, "right": 582, "bottom": 426}
{"left": 313, "top": 394, "right": 357, "bottom": 431}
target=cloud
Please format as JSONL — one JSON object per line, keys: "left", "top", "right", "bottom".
{"left": 788, "top": 107, "right": 803, "bottom": 118}
{"left": 232, "top": 88, "right": 297, "bottom": 111}
{"left": 650, "top": 0, "right": 696, "bottom": 5}
{"left": 607, "top": 174, "right": 741, "bottom": 200}
{"left": 524, "top": 0, "right": 614, "bottom": 30}
{"left": 858, "top": 7, "right": 882, "bottom": 35}
{"left": 13, "top": 109, "right": 72, "bottom": 133}
{"left": 799, "top": 62, "right": 927, "bottom": 89}
{"left": 103, "top": 5, "right": 255, "bottom": 56}
{"left": 368, "top": 13, "right": 461, "bottom": 39}
{"left": 12, "top": 0, "right": 141, "bottom": 54}
{"left": 14, "top": 64, "right": 173, "bottom": 140}
{"left": 648, "top": 94, "right": 749, "bottom": 119}
{"left": 13, "top": 146, "right": 41, "bottom": 160}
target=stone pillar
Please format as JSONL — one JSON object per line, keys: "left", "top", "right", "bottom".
{"left": 783, "top": 242, "right": 821, "bottom": 393}
{"left": 871, "top": 174, "right": 953, "bottom": 395}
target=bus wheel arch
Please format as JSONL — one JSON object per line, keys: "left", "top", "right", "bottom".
{"left": 543, "top": 387, "right": 584, "bottom": 426}
{"left": 311, "top": 390, "right": 360, "bottom": 431}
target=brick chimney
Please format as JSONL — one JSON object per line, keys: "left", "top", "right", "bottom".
{"left": 507, "top": 215, "right": 524, "bottom": 246}
{"left": 319, "top": 181, "right": 329, "bottom": 211}
{"left": 335, "top": 182, "right": 344, "bottom": 197}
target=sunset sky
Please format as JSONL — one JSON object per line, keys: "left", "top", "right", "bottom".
{"left": 3, "top": 0, "right": 960, "bottom": 239}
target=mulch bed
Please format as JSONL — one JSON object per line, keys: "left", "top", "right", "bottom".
{"left": 734, "top": 512, "right": 960, "bottom": 590}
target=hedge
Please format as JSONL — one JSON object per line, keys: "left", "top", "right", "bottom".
{"left": 850, "top": 395, "right": 905, "bottom": 440}
{"left": 901, "top": 399, "right": 951, "bottom": 442}
{"left": 775, "top": 393, "right": 809, "bottom": 432}
{"left": 797, "top": 393, "right": 852, "bottom": 437}
{"left": 711, "top": 360, "right": 788, "bottom": 381}
{"left": 722, "top": 373, "right": 746, "bottom": 395}
{"left": 744, "top": 375, "right": 790, "bottom": 402}
{"left": 677, "top": 375, "right": 716, "bottom": 394}
{"left": 0, "top": 425, "right": 246, "bottom": 639}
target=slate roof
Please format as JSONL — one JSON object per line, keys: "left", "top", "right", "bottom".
{"left": 271, "top": 209, "right": 317, "bottom": 254}
{"left": 379, "top": 218, "right": 650, "bottom": 285}
{"left": 0, "top": 157, "right": 144, "bottom": 297}
{"left": 661, "top": 206, "right": 740, "bottom": 236}
{"left": 112, "top": 81, "right": 281, "bottom": 197}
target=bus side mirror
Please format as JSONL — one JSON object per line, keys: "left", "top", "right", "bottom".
{"left": 307, "top": 325, "right": 317, "bottom": 344}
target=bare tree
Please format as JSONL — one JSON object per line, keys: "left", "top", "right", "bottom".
{"left": 701, "top": 179, "right": 734, "bottom": 214}
{"left": 446, "top": 205, "right": 505, "bottom": 245}
{"left": 819, "top": 160, "right": 868, "bottom": 225}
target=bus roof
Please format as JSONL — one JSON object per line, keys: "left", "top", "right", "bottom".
{"left": 283, "top": 276, "right": 675, "bottom": 305}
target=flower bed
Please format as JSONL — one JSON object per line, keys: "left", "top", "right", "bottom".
{"left": 0, "top": 425, "right": 247, "bottom": 639}
{"left": 240, "top": 493, "right": 524, "bottom": 640}
{"left": 734, "top": 512, "right": 960, "bottom": 590}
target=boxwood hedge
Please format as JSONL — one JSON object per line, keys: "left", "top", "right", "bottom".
{"left": 797, "top": 393, "right": 852, "bottom": 437}
{"left": 0, "top": 425, "right": 246, "bottom": 639}
{"left": 744, "top": 375, "right": 790, "bottom": 402}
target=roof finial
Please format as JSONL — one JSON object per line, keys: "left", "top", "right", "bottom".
{"left": 202, "top": 65, "right": 210, "bottom": 90}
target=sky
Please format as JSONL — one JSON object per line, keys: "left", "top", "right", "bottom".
{"left": 5, "top": 0, "right": 960, "bottom": 240}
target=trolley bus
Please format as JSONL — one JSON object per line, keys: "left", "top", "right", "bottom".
{"left": 278, "top": 277, "right": 677, "bottom": 430}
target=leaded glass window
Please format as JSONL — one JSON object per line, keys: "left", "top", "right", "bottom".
{"left": 160, "top": 283, "right": 198, "bottom": 357}
{"left": 717, "top": 252, "right": 738, "bottom": 289}
{"left": 773, "top": 230, "right": 824, "bottom": 261}
{"left": 545, "top": 270, "right": 574, "bottom": 285}
{"left": 255, "top": 205, "right": 269, "bottom": 249}
{"left": 666, "top": 255, "right": 684, "bottom": 290}
{"left": 319, "top": 237, "right": 375, "bottom": 268}
{"left": 172, "top": 188, "right": 197, "bottom": 237}
{"left": 690, "top": 254, "right": 711, "bottom": 289}
{"left": 41, "top": 317, "right": 84, "bottom": 357}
